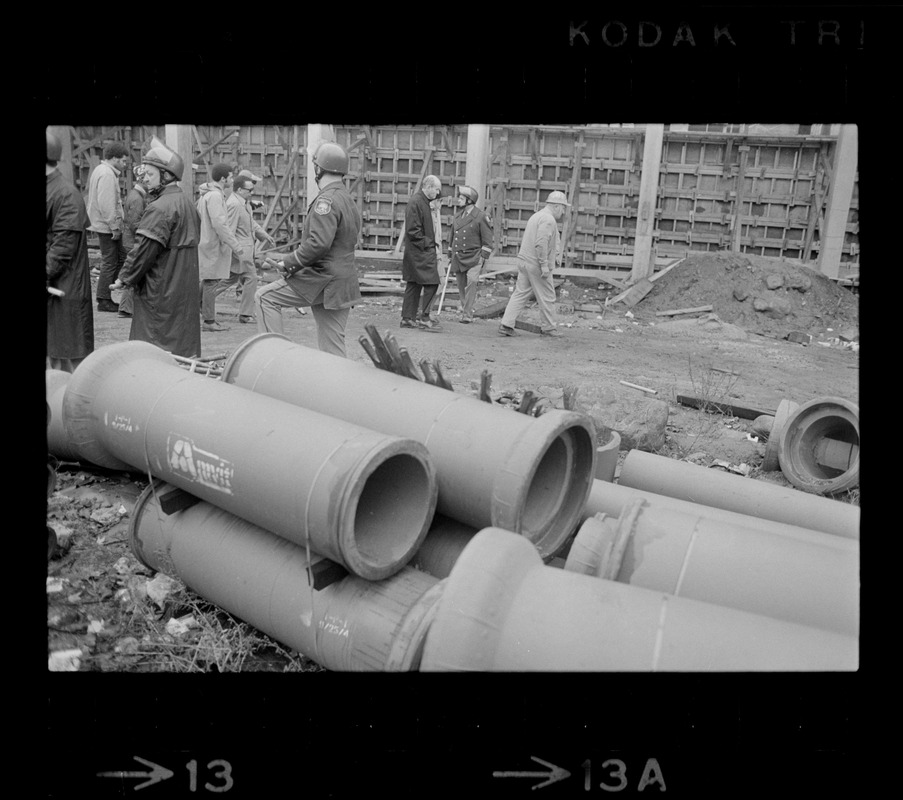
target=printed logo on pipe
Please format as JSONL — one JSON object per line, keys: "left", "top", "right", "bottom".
{"left": 167, "top": 435, "right": 235, "bottom": 495}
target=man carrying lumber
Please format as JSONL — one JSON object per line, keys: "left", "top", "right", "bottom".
{"left": 498, "top": 190, "right": 570, "bottom": 338}
{"left": 448, "top": 185, "right": 493, "bottom": 323}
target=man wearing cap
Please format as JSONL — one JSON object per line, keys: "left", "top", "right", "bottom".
{"left": 46, "top": 129, "right": 94, "bottom": 372}
{"left": 400, "top": 174, "right": 444, "bottom": 331}
{"left": 110, "top": 139, "right": 202, "bottom": 358}
{"left": 448, "top": 185, "right": 494, "bottom": 323}
{"left": 498, "top": 190, "right": 571, "bottom": 338}
{"left": 215, "top": 174, "right": 275, "bottom": 323}
{"left": 87, "top": 141, "right": 130, "bottom": 312}
{"left": 256, "top": 141, "right": 362, "bottom": 357}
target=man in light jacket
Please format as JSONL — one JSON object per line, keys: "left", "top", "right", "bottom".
{"left": 215, "top": 174, "right": 275, "bottom": 323}
{"left": 498, "top": 190, "right": 570, "bottom": 338}
{"left": 197, "top": 163, "right": 243, "bottom": 331}
{"left": 87, "top": 141, "right": 129, "bottom": 312}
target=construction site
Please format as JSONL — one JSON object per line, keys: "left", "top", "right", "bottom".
{"left": 46, "top": 123, "right": 859, "bottom": 676}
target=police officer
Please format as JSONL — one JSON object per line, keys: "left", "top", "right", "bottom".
{"left": 256, "top": 142, "right": 362, "bottom": 357}
{"left": 448, "top": 185, "right": 493, "bottom": 323}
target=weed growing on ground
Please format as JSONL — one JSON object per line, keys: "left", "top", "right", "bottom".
{"left": 673, "top": 357, "right": 743, "bottom": 456}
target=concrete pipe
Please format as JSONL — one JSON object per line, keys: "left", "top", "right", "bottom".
{"left": 778, "top": 397, "right": 860, "bottom": 495}
{"left": 130, "top": 482, "right": 444, "bottom": 671}
{"left": 595, "top": 430, "right": 621, "bottom": 483}
{"left": 221, "top": 333, "right": 596, "bottom": 558}
{"left": 617, "top": 450, "right": 859, "bottom": 540}
{"left": 410, "top": 514, "right": 478, "bottom": 579}
{"left": 581, "top": 479, "right": 845, "bottom": 545}
{"left": 565, "top": 500, "right": 859, "bottom": 636}
{"left": 420, "top": 528, "right": 858, "bottom": 672}
{"left": 63, "top": 341, "right": 438, "bottom": 580}
{"left": 46, "top": 369, "right": 82, "bottom": 462}
{"left": 762, "top": 398, "right": 799, "bottom": 471}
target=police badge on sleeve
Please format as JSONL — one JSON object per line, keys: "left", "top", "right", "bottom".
{"left": 314, "top": 198, "right": 333, "bottom": 215}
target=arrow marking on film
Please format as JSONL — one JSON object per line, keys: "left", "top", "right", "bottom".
{"left": 493, "top": 755, "right": 571, "bottom": 790}
{"left": 97, "top": 756, "right": 175, "bottom": 791}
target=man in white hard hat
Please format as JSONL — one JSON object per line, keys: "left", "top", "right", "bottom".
{"left": 498, "top": 190, "right": 571, "bottom": 338}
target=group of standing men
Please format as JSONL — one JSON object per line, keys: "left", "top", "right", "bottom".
{"left": 47, "top": 130, "right": 572, "bottom": 375}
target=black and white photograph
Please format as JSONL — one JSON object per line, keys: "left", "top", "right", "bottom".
{"left": 39, "top": 5, "right": 878, "bottom": 797}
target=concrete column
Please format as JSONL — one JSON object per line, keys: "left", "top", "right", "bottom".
{"left": 164, "top": 124, "right": 195, "bottom": 199}
{"left": 307, "top": 124, "right": 336, "bottom": 207}
{"left": 464, "top": 124, "right": 491, "bottom": 200}
{"left": 630, "top": 123, "right": 664, "bottom": 281}
{"left": 817, "top": 124, "right": 858, "bottom": 279}
{"left": 48, "top": 125, "right": 74, "bottom": 185}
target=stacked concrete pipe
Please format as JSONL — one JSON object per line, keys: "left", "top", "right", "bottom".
{"left": 420, "top": 528, "right": 858, "bottom": 671}
{"left": 410, "top": 514, "right": 478, "bottom": 579}
{"left": 221, "top": 333, "right": 596, "bottom": 558}
{"left": 617, "top": 449, "right": 859, "bottom": 540}
{"left": 778, "top": 397, "right": 860, "bottom": 495}
{"left": 131, "top": 482, "right": 444, "bottom": 671}
{"left": 62, "top": 341, "right": 437, "bottom": 580}
{"left": 565, "top": 500, "right": 859, "bottom": 636}
{"left": 46, "top": 369, "right": 82, "bottom": 463}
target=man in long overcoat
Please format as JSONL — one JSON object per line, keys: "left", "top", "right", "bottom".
{"left": 400, "top": 174, "right": 443, "bottom": 331}
{"left": 46, "top": 130, "right": 93, "bottom": 372}
{"left": 110, "top": 140, "right": 202, "bottom": 358}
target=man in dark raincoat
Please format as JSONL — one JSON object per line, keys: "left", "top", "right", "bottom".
{"left": 110, "top": 140, "right": 201, "bottom": 358}
{"left": 46, "top": 129, "right": 94, "bottom": 372}
{"left": 400, "top": 174, "right": 443, "bottom": 331}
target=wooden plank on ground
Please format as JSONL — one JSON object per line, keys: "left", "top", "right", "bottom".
{"left": 655, "top": 305, "right": 713, "bottom": 317}
{"left": 613, "top": 277, "right": 654, "bottom": 308}
{"left": 676, "top": 394, "right": 777, "bottom": 420}
{"left": 515, "top": 319, "right": 543, "bottom": 334}
{"left": 474, "top": 300, "right": 509, "bottom": 319}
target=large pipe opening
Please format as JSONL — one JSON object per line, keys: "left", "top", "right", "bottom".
{"left": 350, "top": 452, "right": 435, "bottom": 571}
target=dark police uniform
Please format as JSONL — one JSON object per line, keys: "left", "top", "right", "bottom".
{"left": 448, "top": 205, "right": 493, "bottom": 319}
{"left": 255, "top": 181, "right": 362, "bottom": 356}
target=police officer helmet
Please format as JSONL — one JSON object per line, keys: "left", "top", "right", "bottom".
{"left": 142, "top": 140, "right": 185, "bottom": 180}
{"left": 312, "top": 142, "right": 349, "bottom": 175}
{"left": 458, "top": 185, "right": 479, "bottom": 205}
{"left": 47, "top": 130, "right": 63, "bottom": 161}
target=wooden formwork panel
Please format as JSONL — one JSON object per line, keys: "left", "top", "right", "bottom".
{"left": 58, "top": 124, "right": 859, "bottom": 276}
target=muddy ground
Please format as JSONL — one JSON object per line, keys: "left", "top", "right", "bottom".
{"left": 47, "top": 252, "right": 859, "bottom": 672}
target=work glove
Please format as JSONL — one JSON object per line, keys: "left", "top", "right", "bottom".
{"left": 111, "top": 229, "right": 122, "bottom": 242}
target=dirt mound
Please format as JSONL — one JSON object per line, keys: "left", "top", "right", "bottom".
{"left": 632, "top": 253, "right": 859, "bottom": 339}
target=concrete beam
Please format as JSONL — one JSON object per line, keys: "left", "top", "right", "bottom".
{"left": 164, "top": 124, "right": 195, "bottom": 198}
{"left": 630, "top": 123, "right": 664, "bottom": 281}
{"left": 48, "top": 126, "right": 74, "bottom": 185}
{"left": 817, "top": 124, "right": 858, "bottom": 279}
{"left": 464, "top": 125, "right": 491, "bottom": 201}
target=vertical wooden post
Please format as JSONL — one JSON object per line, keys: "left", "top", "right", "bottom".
{"left": 630, "top": 123, "right": 664, "bottom": 281}
{"left": 164, "top": 124, "right": 195, "bottom": 199}
{"left": 48, "top": 125, "right": 74, "bottom": 185}
{"left": 464, "top": 124, "right": 491, "bottom": 200}
{"left": 731, "top": 144, "right": 751, "bottom": 252}
{"left": 816, "top": 125, "right": 857, "bottom": 279}
{"left": 293, "top": 125, "right": 300, "bottom": 240}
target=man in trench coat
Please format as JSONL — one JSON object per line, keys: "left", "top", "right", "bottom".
{"left": 400, "top": 174, "right": 443, "bottom": 331}
{"left": 110, "top": 140, "right": 202, "bottom": 359}
{"left": 46, "top": 130, "right": 94, "bottom": 372}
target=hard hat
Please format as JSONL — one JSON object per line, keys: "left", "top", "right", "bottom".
{"left": 142, "top": 139, "right": 185, "bottom": 180}
{"left": 546, "top": 190, "right": 571, "bottom": 206}
{"left": 47, "top": 130, "right": 62, "bottom": 161}
{"left": 312, "top": 141, "right": 349, "bottom": 175}
{"left": 458, "top": 185, "right": 479, "bottom": 205}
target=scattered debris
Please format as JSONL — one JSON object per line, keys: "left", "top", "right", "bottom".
{"left": 619, "top": 380, "right": 658, "bottom": 395}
